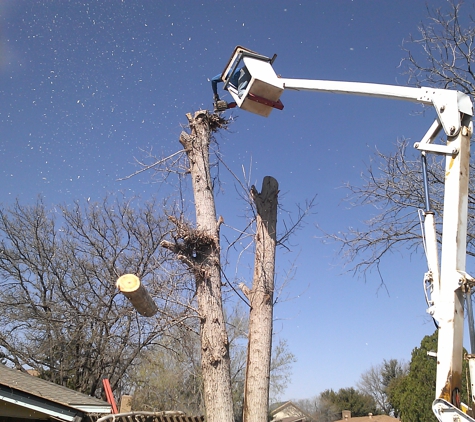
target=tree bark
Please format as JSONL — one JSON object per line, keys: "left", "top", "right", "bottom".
{"left": 165, "top": 110, "right": 233, "bottom": 422}
{"left": 242, "top": 176, "right": 279, "bottom": 422}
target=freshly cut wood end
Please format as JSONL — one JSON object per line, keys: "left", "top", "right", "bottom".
{"left": 116, "top": 274, "right": 158, "bottom": 317}
{"left": 116, "top": 274, "right": 140, "bottom": 292}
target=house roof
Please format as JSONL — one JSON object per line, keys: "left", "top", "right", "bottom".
{"left": 270, "top": 401, "right": 316, "bottom": 422}
{"left": 0, "top": 364, "right": 111, "bottom": 421}
{"left": 270, "top": 401, "right": 303, "bottom": 415}
{"left": 335, "top": 415, "right": 398, "bottom": 422}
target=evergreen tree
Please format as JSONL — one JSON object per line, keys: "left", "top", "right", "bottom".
{"left": 388, "top": 331, "right": 438, "bottom": 422}
{"left": 388, "top": 330, "right": 469, "bottom": 422}
{"left": 317, "top": 387, "right": 379, "bottom": 422}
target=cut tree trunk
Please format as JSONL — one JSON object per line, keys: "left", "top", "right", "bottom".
{"left": 163, "top": 110, "right": 233, "bottom": 422}
{"left": 116, "top": 274, "right": 158, "bottom": 317}
{"left": 242, "top": 176, "right": 279, "bottom": 422}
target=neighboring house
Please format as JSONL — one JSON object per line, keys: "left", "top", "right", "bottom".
{"left": 0, "top": 364, "right": 111, "bottom": 421}
{"left": 335, "top": 410, "right": 398, "bottom": 422}
{"left": 270, "top": 401, "right": 316, "bottom": 422}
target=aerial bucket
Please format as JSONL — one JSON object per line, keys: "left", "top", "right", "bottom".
{"left": 220, "top": 46, "right": 284, "bottom": 117}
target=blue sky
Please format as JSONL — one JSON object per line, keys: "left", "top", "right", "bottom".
{"left": 0, "top": 0, "right": 468, "bottom": 401}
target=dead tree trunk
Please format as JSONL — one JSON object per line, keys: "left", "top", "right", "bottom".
{"left": 161, "top": 111, "right": 233, "bottom": 422}
{"left": 241, "top": 176, "right": 279, "bottom": 422}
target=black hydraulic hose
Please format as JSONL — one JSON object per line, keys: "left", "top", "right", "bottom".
{"left": 421, "top": 153, "right": 431, "bottom": 212}
{"left": 466, "top": 288, "right": 475, "bottom": 354}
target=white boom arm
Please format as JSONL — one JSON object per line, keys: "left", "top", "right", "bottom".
{"left": 278, "top": 79, "right": 474, "bottom": 421}
{"left": 282, "top": 78, "right": 474, "bottom": 420}
{"left": 280, "top": 78, "right": 473, "bottom": 139}
{"left": 220, "top": 46, "right": 475, "bottom": 422}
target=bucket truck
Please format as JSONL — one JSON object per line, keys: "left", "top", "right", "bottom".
{"left": 217, "top": 46, "right": 475, "bottom": 422}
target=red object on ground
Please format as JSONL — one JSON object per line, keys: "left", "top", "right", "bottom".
{"left": 102, "top": 378, "right": 119, "bottom": 414}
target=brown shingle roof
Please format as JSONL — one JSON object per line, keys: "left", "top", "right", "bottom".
{"left": 0, "top": 364, "right": 111, "bottom": 413}
{"left": 335, "top": 415, "right": 397, "bottom": 422}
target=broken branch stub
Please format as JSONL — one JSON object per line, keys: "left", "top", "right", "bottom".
{"left": 116, "top": 274, "right": 158, "bottom": 317}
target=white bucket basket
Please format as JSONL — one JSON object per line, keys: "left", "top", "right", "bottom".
{"left": 221, "top": 46, "right": 284, "bottom": 117}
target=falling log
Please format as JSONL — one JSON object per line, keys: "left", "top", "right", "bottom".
{"left": 116, "top": 274, "right": 158, "bottom": 317}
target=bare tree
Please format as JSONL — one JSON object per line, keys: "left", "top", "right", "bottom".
{"left": 326, "top": 139, "right": 448, "bottom": 274}
{"left": 0, "top": 195, "right": 191, "bottom": 397}
{"left": 156, "top": 111, "right": 299, "bottom": 422}
{"left": 328, "top": 1, "right": 475, "bottom": 275}
{"left": 269, "top": 338, "right": 297, "bottom": 403}
{"left": 358, "top": 364, "right": 388, "bottom": 414}
{"left": 405, "top": 1, "right": 475, "bottom": 95}
{"left": 241, "top": 176, "right": 279, "bottom": 422}
{"left": 136, "top": 109, "right": 307, "bottom": 420}
{"left": 161, "top": 111, "right": 234, "bottom": 422}
{"left": 128, "top": 304, "right": 295, "bottom": 419}
{"left": 357, "top": 359, "right": 408, "bottom": 416}
{"left": 294, "top": 396, "right": 319, "bottom": 420}
{"left": 129, "top": 324, "right": 204, "bottom": 415}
